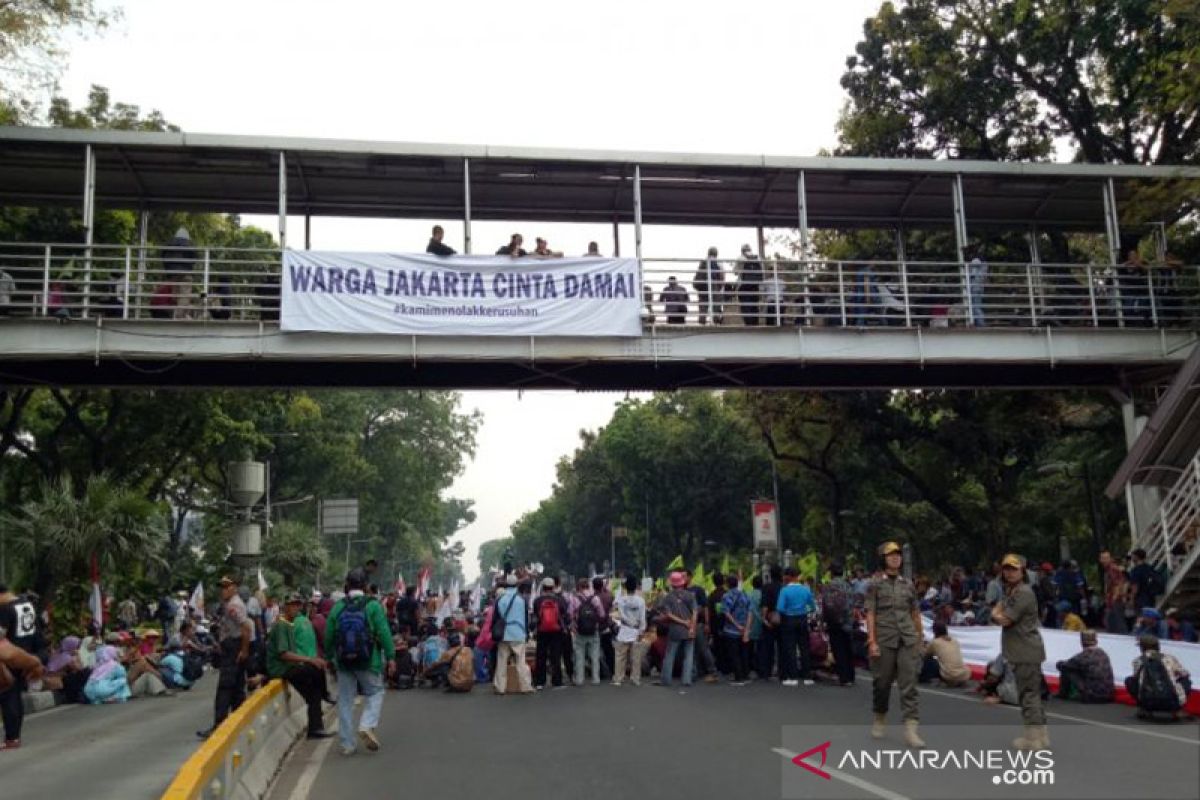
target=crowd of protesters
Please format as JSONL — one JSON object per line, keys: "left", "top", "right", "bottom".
{"left": 3, "top": 542, "right": 1197, "bottom": 756}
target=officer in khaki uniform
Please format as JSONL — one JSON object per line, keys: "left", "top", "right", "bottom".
{"left": 992, "top": 553, "right": 1049, "bottom": 751}
{"left": 865, "top": 541, "right": 925, "bottom": 748}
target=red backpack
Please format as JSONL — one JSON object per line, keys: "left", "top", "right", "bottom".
{"left": 537, "top": 596, "right": 563, "bottom": 634}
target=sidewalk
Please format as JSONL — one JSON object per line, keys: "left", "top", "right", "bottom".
{"left": 4, "top": 673, "right": 215, "bottom": 800}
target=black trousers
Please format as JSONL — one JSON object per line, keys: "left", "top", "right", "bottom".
{"left": 283, "top": 664, "right": 326, "bottom": 734}
{"left": 828, "top": 626, "right": 855, "bottom": 685}
{"left": 560, "top": 631, "right": 574, "bottom": 678}
{"left": 739, "top": 282, "right": 760, "bottom": 326}
{"left": 0, "top": 675, "right": 24, "bottom": 741}
{"left": 213, "top": 642, "right": 247, "bottom": 728}
{"left": 778, "top": 615, "right": 812, "bottom": 680}
{"left": 721, "top": 636, "right": 750, "bottom": 682}
{"left": 600, "top": 631, "right": 614, "bottom": 679}
{"left": 535, "top": 631, "right": 564, "bottom": 687}
{"left": 757, "top": 626, "right": 779, "bottom": 679}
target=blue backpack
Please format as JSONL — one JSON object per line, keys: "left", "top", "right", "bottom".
{"left": 335, "top": 597, "right": 375, "bottom": 668}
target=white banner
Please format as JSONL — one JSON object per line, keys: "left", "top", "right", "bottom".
{"left": 923, "top": 618, "right": 1200, "bottom": 690}
{"left": 281, "top": 251, "right": 642, "bottom": 336}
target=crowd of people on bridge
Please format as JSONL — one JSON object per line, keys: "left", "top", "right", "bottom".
{"left": 2, "top": 540, "right": 1197, "bottom": 756}
{"left": 2, "top": 222, "right": 1192, "bottom": 329}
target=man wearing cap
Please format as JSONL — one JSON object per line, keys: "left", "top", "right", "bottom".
{"left": 531, "top": 578, "right": 568, "bottom": 689}
{"left": 197, "top": 575, "right": 254, "bottom": 740}
{"left": 492, "top": 574, "right": 532, "bottom": 694}
{"left": 326, "top": 569, "right": 395, "bottom": 755}
{"left": 1054, "top": 630, "right": 1114, "bottom": 704}
{"left": 866, "top": 541, "right": 925, "bottom": 747}
{"left": 267, "top": 594, "right": 332, "bottom": 739}
{"left": 1133, "top": 607, "right": 1168, "bottom": 639}
{"left": 992, "top": 553, "right": 1050, "bottom": 750}
{"left": 656, "top": 571, "right": 697, "bottom": 687}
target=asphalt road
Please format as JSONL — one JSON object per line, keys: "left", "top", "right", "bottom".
{"left": 274, "top": 674, "right": 1200, "bottom": 800}
{"left": 3, "top": 674, "right": 215, "bottom": 800}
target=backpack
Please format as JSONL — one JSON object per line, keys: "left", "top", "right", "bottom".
{"left": 1145, "top": 568, "right": 1165, "bottom": 599}
{"left": 1135, "top": 653, "right": 1181, "bottom": 712}
{"left": 575, "top": 595, "right": 600, "bottom": 636}
{"left": 821, "top": 581, "right": 851, "bottom": 629}
{"left": 335, "top": 597, "right": 375, "bottom": 668}
{"left": 536, "top": 596, "right": 563, "bottom": 634}
{"left": 447, "top": 646, "right": 475, "bottom": 692}
{"left": 182, "top": 652, "right": 205, "bottom": 682}
{"left": 490, "top": 594, "right": 515, "bottom": 644}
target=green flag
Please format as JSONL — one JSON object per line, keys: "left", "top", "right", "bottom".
{"left": 666, "top": 554, "right": 684, "bottom": 572}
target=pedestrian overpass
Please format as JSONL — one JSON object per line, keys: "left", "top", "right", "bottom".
{"left": 1, "top": 126, "right": 1198, "bottom": 390}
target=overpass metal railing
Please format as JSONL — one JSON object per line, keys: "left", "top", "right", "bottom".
{"left": 0, "top": 242, "right": 1198, "bottom": 330}
{"left": 640, "top": 257, "right": 1200, "bottom": 330}
{"left": 1135, "top": 453, "right": 1200, "bottom": 606}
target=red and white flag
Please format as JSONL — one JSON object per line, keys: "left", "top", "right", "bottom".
{"left": 416, "top": 566, "right": 431, "bottom": 600}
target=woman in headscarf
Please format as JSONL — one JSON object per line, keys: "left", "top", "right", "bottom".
{"left": 44, "top": 636, "right": 91, "bottom": 702}
{"left": 84, "top": 646, "right": 131, "bottom": 704}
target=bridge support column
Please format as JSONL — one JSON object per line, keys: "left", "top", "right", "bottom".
{"left": 1103, "top": 178, "right": 1125, "bottom": 327}
{"left": 1117, "top": 391, "right": 1162, "bottom": 548}
{"left": 952, "top": 172, "right": 971, "bottom": 325}
{"left": 612, "top": 217, "right": 620, "bottom": 257}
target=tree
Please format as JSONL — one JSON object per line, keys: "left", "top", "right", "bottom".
{"left": 841, "top": 0, "right": 1200, "bottom": 169}
{"left": 477, "top": 537, "right": 513, "bottom": 577}
{"left": 0, "top": 1, "right": 116, "bottom": 118}
{"left": 262, "top": 520, "right": 327, "bottom": 589}
{"left": 3, "top": 474, "right": 164, "bottom": 603}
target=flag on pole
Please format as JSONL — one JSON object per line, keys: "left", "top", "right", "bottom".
{"left": 189, "top": 581, "right": 205, "bottom": 617}
{"left": 416, "top": 566, "right": 431, "bottom": 600}
{"left": 89, "top": 581, "right": 104, "bottom": 630}
{"left": 394, "top": 572, "right": 406, "bottom": 594}
{"left": 666, "top": 554, "right": 684, "bottom": 572}
{"left": 257, "top": 567, "right": 268, "bottom": 593}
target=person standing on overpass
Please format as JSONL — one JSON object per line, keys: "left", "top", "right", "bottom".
{"left": 426, "top": 225, "right": 456, "bottom": 256}
{"left": 866, "top": 541, "right": 925, "bottom": 748}
{"left": 992, "top": 553, "right": 1049, "bottom": 751}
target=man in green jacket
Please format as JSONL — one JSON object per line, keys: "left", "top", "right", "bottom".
{"left": 324, "top": 569, "right": 395, "bottom": 757}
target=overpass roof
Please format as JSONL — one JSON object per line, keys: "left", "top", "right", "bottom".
{"left": 2, "top": 126, "right": 1199, "bottom": 230}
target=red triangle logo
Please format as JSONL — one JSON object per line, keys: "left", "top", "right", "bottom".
{"left": 791, "top": 741, "right": 832, "bottom": 780}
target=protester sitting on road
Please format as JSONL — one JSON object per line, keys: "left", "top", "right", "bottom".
{"left": 1057, "top": 601, "right": 1085, "bottom": 632}
{"left": 1125, "top": 634, "right": 1192, "bottom": 721}
{"left": 42, "top": 635, "right": 90, "bottom": 702}
{"left": 158, "top": 639, "right": 195, "bottom": 691}
{"left": 417, "top": 623, "right": 448, "bottom": 685}
{"left": 1165, "top": 609, "right": 1198, "bottom": 643}
{"left": 1133, "top": 607, "right": 1168, "bottom": 639}
{"left": 84, "top": 646, "right": 132, "bottom": 704}
{"left": 424, "top": 632, "right": 475, "bottom": 693}
{"left": 108, "top": 633, "right": 171, "bottom": 698}
{"left": 922, "top": 622, "right": 972, "bottom": 687}
{"left": 1054, "top": 630, "right": 1114, "bottom": 703}
{"left": 426, "top": 224, "right": 456, "bottom": 256}
{"left": 267, "top": 593, "right": 333, "bottom": 740}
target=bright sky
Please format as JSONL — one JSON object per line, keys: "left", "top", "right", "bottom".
{"left": 55, "top": 0, "right": 884, "bottom": 580}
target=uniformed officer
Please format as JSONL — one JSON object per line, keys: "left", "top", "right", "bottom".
{"left": 991, "top": 553, "right": 1049, "bottom": 750}
{"left": 865, "top": 541, "right": 925, "bottom": 747}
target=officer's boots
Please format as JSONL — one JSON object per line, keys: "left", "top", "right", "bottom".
{"left": 903, "top": 720, "right": 926, "bottom": 748}
{"left": 1013, "top": 725, "right": 1051, "bottom": 751}
{"left": 871, "top": 714, "right": 886, "bottom": 738}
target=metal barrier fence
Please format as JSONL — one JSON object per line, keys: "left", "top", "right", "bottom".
{"left": 1, "top": 242, "right": 1197, "bottom": 330}
{"left": 161, "top": 678, "right": 296, "bottom": 800}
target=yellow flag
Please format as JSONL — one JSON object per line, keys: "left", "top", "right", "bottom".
{"left": 666, "top": 554, "right": 684, "bottom": 572}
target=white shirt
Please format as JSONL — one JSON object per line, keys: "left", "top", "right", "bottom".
{"left": 615, "top": 594, "right": 646, "bottom": 643}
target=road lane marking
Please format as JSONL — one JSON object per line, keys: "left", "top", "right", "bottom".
{"left": 855, "top": 676, "right": 1199, "bottom": 746}
{"left": 773, "top": 747, "right": 912, "bottom": 800}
